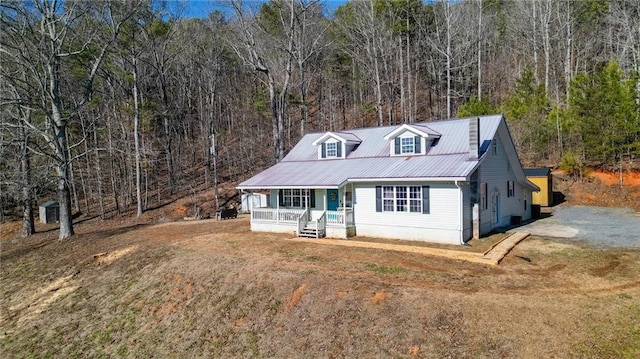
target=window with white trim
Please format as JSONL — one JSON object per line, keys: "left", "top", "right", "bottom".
{"left": 393, "top": 134, "right": 422, "bottom": 156}
{"left": 382, "top": 186, "right": 394, "bottom": 211}
{"left": 282, "top": 189, "right": 310, "bottom": 208}
{"left": 409, "top": 186, "right": 421, "bottom": 212}
{"left": 396, "top": 186, "right": 407, "bottom": 211}
{"left": 401, "top": 137, "right": 414, "bottom": 154}
{"left": 507, "top": 181, "right": 514, "bottom": 197}
{"left": 377, "top": 186, "right": 426, "bottom": 213}
{"left": 321, "top": 140, "right": 342, "bottom": 158}
{"left": 326, "top": 142, "right": 337, "bottom": 157}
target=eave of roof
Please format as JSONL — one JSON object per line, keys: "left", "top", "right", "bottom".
{"left": 524, "top": 167, "right": 551, "bottom": 177}
{"left": 311, "top": 131, "right": 362, "bottom": 146}
{"left": 383, "top": 123, "right": 441, "bottom": 140}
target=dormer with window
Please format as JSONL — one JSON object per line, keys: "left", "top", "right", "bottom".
{"left": 383, "top": 124, "right": 441, "bottom": 157}
{"left": 312, "top": 131, "right": 362, "bottom": 160}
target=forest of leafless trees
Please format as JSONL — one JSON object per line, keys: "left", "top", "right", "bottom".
{"left": 1, "top": 0, "right": 639, "bottom": 238}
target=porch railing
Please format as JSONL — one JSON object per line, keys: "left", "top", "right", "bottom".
{"left": 326, "top": 208, "right": 354, "bottom": 227}
{"left": 251, "top": 208, "right": 306, "bottom": 223}
{"left": 297, "top": 208, "right": 310, "bottom": 234}
{"left": 251, "top": 207, "right": 352, "bottom": 227}
{"left": 316, "top": 211, "right": 326, "bottom": 237}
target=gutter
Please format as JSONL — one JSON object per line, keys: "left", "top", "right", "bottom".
{"left": 237, "top": 185, "right": 340, "bottom": 190}
{"left": 347, "top": 176, "right": 467, "bottom": 183}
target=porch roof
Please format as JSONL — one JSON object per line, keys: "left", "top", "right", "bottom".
{"left": 237, "top": 153, "right": 476, "bottom": 189}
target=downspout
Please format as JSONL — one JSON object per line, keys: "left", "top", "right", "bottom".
{"left": 455, "top": 180, "right": 464, "bottom": 244}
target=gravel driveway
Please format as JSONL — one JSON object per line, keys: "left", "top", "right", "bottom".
{"left": 518, "top": 205, "right": 640, "bottom": 248}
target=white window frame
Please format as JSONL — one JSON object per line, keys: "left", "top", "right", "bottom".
{"left": 409, "top": 186, "right": 421, "bottom": 212}
{"left": 382, "top": 186, "right": 394, "bottom": 212}
{"left": 381, "top": 186, "right": 422, "bottom": 213}
{"left": 401, "top": 137, "right": 415, "bottom": 154}
{"left": 282, "top": 189, "right": 310, "bottom": 208}
{"left": 326, "top": 142, "right": 337, "bottom": 157}
{"left": 507, "top": 181, "right": 514, "bottom": 197}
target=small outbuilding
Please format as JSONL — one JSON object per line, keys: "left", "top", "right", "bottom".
{"left": 524, "top": 168, "right": 553, "bottom": 207}
{"left": 39, "top": 200, "right": 60, "bottom": 224}
{"left": 240, "top": 192, "right": 269, "bottom": 213}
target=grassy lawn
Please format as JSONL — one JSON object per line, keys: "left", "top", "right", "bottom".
{"left": 1, "top": 216, "right": 639, "bottom": 358}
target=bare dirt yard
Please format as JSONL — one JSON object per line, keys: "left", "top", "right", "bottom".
{"left": 1, "top": 215, "right": 639, "bottom": 358}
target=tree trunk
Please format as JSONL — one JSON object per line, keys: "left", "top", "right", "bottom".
{"left": 93, "top": 129, "right": 105, "bottom": 220}
{"left": 49, "top": 59, "right": 74, "bottom": 240}
{"left": 20, "top": 125, "right": 35, "bottom": 237}
{"left": 532, "top": 1, "right": 539, "bottom": 85}
{"left": 477, "top": 0, "right": 482, "bottom": 100}
{"left": 446, "top": 2, "right": 452, "bottom": 119}
{"left": 268, "top": 79, "right": 281, "bottom": 162}
{"left": 133, "top": 58, "right": 143, "bottom": 217}
{"left": 399, "top": 36, "right": 406, "bottom": 122}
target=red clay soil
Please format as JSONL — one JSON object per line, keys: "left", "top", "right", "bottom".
{"left": 554, "top": 169, "right": 640, "bottom": 212}
{"left": 588, "top": 169, "right": 640, "bottom": 187}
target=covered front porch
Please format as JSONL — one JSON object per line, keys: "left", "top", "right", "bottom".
{"left": 242, "top": 186, "right": 356, "bottom": 239}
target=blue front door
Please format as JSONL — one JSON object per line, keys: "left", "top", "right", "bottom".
{"left": 327, "top": 189, "right": 339, "bottom": 211}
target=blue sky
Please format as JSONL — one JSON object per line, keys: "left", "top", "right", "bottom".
{"left": 170, "top": 0, "right": 346, "bottom": 19}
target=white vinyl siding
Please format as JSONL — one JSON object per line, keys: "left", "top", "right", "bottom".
{"left": 355, "top": 182, "right": 461, "bottom": 244}
{"left": 477, "top": 129, "right": 530, "bottom": 234}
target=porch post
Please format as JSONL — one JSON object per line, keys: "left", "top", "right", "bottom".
{"left": 305, "top": 189, "right": 309, "bottom": 220}
{"left": 276, "top": 189, "right": 280, "bottom": 224}
{"left": 342, "top": 187, "right": 346, "bottom": 228}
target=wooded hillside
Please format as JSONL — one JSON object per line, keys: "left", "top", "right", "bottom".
{"left": 1, "top": 0, "right": 639, "bottom": 238}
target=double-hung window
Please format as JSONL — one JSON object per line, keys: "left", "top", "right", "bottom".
{"left": 396, "top": 186, "right": 408, "bottom": 211}
{"left": 409, "top": 186, "right": 422, "bottom": 212}
{"left": 507, "top": 181, "right": 514, "bottom": 197}
{"left": 401, "top": 137, "right": 414, "bottom": 154}
{"left": 281, "top": 189, "right": 310, "bottom": 208}
{"left": 393, "top": 135, "right": 421, "bottom": 155}
{"left": 326, "top": 142, "right": 337, "bottom": 157}
{"left": 376, "top": 185, "right": 429, "bottom": 213}
{"left": 382, "top": 186, "right": 394, "bottom": 211}
{"left": 321, "top": 141, "right": 341, "bottom": 158}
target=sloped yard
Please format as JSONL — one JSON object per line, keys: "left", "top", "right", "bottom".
{"left": 2, "top": 216, "right": 639, "bottom": 358}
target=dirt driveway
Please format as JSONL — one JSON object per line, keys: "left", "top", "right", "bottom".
{"left": 518, "top": 205, "right": 640, "bottom": 248}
